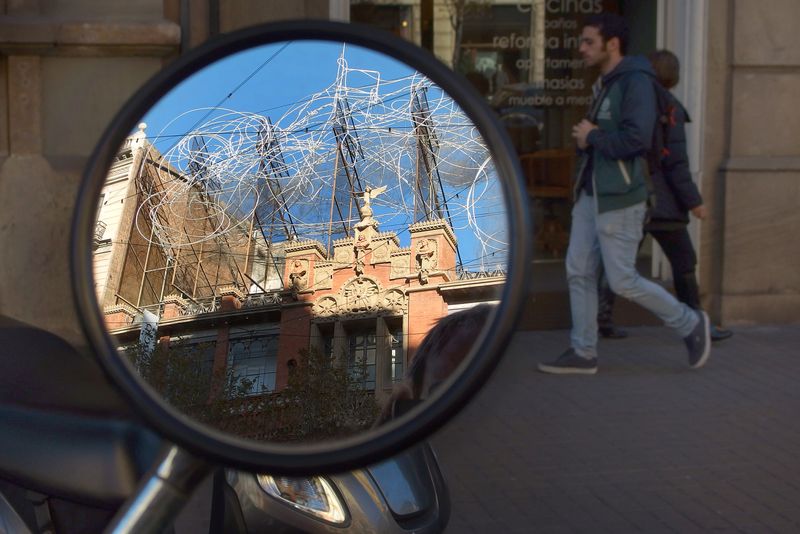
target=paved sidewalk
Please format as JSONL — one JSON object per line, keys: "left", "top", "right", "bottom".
{"left": 433, "top": 324, "right": 800, "bottom": 533}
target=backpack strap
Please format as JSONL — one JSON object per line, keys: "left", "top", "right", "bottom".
{"left": 649, "top": 81, "right": 673, "bottom": 171}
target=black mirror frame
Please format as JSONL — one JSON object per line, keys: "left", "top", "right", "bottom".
{"left": 71, "top": 19, "right": 532, "bottom": 475}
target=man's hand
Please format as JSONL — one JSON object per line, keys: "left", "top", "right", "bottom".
{"left": 690, "top": 205, "right": 707, "bottom": 220}
{"left": 572, "top": 119, "right": 598, "bottom": 150}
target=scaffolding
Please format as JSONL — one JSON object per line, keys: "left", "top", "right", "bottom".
{"left": 109, "top": 48, "right": 508, "bottom": 313}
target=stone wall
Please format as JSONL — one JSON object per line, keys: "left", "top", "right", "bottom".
{"left": 707, "top": 0, "right": 800, "bottom": 324}
{"left": 0, "top": 0, "right": 339, "bottom": 344}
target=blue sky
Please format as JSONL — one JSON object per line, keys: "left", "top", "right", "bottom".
{"left": 134, "top": 39, "right": 509, "bottom": 273}
{"left": 140, "top": 40, "right": 417, "bottom": 153}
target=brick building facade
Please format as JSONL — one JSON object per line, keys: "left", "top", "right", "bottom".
{"left": 98, "top": 132, "right": 503, "bottom": 400}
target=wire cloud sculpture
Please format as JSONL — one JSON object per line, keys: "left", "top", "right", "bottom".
{"left": 138, "top": 50, "right": 509, "bottom": 275}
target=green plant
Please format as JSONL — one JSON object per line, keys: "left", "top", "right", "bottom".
{"left": 124, "top": 340, "right": 380, "bottom": 443}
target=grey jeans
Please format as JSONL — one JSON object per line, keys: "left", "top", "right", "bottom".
{"left": 566, "top": 193, "right": 698, "bottom": 358}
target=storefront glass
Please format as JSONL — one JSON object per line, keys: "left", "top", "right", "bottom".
{"left": 352, "top": 0, "right": 657, "bottom": 263}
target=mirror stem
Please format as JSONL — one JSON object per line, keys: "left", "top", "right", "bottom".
{"left": 105, "top": 444, "right": 211, "bottom": 534}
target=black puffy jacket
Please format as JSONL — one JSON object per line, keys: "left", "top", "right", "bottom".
{"left": 645, "top": 92, "right": 703, "bottom": 230}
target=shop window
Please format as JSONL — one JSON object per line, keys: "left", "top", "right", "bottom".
{"left": 351, "top": 3, "right": 413, "bottom": 41}
{"left": 353, "top": 1, "right": 657, "bottom": 264}
{"left": 458, "top": 5, "right": 531, "bottom": 99}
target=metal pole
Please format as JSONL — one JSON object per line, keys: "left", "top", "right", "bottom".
{"left": 327, "top": 144, "right": 341, "bottom": 257}
{"left": 192, "top": 240, "right": 204, "bottom": 298}
{"left": 105, "top": 445, "right": 211, "bottom": 534}
{"left": 242, "top": 213, "right": 256, "bottom": 286}
{"left": 136, "top": 204, "right": 158, "bottom": 308}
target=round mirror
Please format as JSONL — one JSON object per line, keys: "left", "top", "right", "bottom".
{"left": 72, "top": 21, "right": 530, "bottom": 474}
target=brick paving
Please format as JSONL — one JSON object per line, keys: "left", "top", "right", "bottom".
{"left": 432, "top": 324, "right": 800, "bottom": 533}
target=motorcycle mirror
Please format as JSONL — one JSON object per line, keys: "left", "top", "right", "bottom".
{"left": 71, "top": 20, "right": 530, "bottom": 476}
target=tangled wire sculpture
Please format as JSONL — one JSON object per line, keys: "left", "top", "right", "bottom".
{"left": 138, "top": 49, "right": 509, "bottom": 275}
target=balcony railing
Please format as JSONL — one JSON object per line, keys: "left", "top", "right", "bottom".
{"left": 242, "top": 291, "right": 283, "bottom": 309}
{"left": 179, "top": 296, "right": 221, "bottom": 317}
{"left": 457, "top": 267, "right": 506, "bottom": 280}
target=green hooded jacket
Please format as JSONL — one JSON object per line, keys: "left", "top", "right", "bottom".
{"left": 574, "top": 55, "right": 657, "bottom": 213}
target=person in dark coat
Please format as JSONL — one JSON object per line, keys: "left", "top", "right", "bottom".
{"left": 598, "top": 49, "right": 732, "bottom": 342}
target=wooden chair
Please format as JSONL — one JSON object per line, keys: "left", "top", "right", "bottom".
{"left": 519, "top": 149, "right": 574, "bottom": 199}
{"left": 519, "top": 149, "right": 575, "bottom": 257}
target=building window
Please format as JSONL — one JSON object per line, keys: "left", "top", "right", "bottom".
{"left": 390, "top": 329, "right": 404, "bottom": 383}
{"left": 227, "top": 332, "right": 278, "bottom": 395}
{"left": 316, "top": 321, "right": 403, "bottom": 390}
{"left": 184, "top": 337, "right": 216, "bottom": 376}
{"left": 348, "top": 331, "right": 377, "bottom": 390}
{"left": 175, "top": 337, "right": 217, "bottom": 400}
{"left": 118, "top": 333, "right": 217, "bottom": 405}
{"left": 322, "top": 333, "right": 334, "bottom": 359}
{"left": 250, "top": 242, "right": 286, "bottom": 292}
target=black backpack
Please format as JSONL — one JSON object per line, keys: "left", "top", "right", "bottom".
{"left": 586, "top": 75, "right": 675, "bottom": 178}
{"left": 646, "top": 80, "right": 678, "bottom": 179}
{"left": 583, "top": 75, "right": 678, "bottom": 213}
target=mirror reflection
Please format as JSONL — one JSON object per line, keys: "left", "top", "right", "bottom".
{"left": 92, "top": 40, "right": 509, "bottom": 444}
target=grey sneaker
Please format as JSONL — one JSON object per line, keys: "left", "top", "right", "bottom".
{"left": 538, "top": 349, "right": 598, "bottom": 375}
{"left": 684, "top": 310, "right": 711, "bottom": 368}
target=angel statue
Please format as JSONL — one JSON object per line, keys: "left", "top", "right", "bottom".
{"left": 355, "top": 185, "right": 387, "bottom": 211}
{"left": 353, "top": 185, "right": 386, "bottom": 238}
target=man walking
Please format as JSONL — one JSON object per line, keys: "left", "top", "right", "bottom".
{"left": 538, "top": 13, "right": 710, "bottom": 375}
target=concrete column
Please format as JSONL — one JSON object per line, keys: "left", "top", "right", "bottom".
{"left": 7, "top": 56, "right": 42, "bottom": 155}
